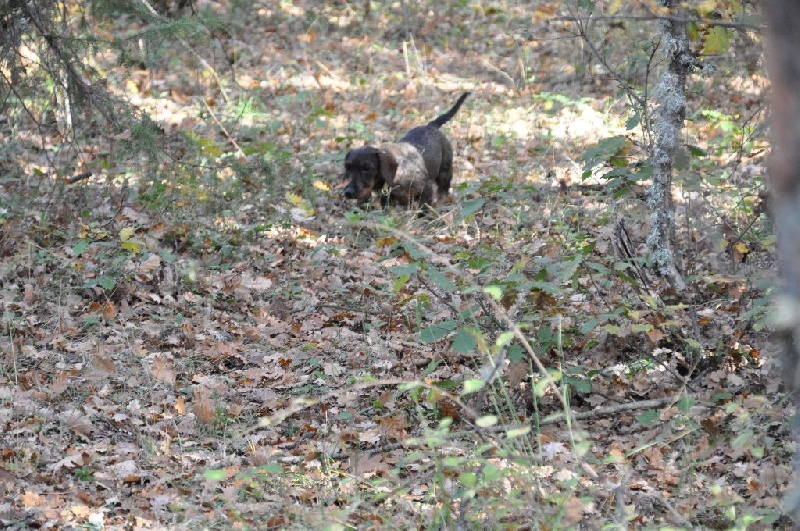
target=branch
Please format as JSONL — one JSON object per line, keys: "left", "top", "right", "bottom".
{"left": 549, "top": 14, "right": 764, "bottom": 32}
{"left": 565, "top": 5, "right": 647, "bottom": 109}
{"left": 540, "top": 396, "right": 677, "bottom": 425}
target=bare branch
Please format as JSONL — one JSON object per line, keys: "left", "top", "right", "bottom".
{"left": 549, "top": 14, "right": 764, "bottom": 32}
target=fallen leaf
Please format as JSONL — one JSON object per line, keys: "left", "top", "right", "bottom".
{"left": 565, "top": 497, "right": 585, "bottom": 523}
{"left": 22, "top": 491, "right": 46, "bottom": 507}
{"left": 151, "top": 355, "right": 176, "bottom": 386}
{"left": 175, "top": 395, "right": 187, "bottom": 415}
{"left": 193, "top": 385, "right": 216, "bottom": 425}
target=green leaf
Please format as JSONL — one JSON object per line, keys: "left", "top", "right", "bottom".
{"left": 458, "top": 472, "right": 477, "bottom": 488}
{"left": 84, "top": 276, "right": 116, "bottom": 291}
{"left": 581, "top": 135, "right": 626, "bottom": 171}
{"left": 426, "top": 269, "right": 456, "bottom": 292}
{"left": 558, "top": 255, "right": 583, "bottom": 283}
{"left": 677, "top": 396, "right": 694, "bottom": 411}
{"left": 733, "top": 429, "right": 754, "bottom": 450}
{"left": 687, "top": 144, "right": 706, "bottom": 157}
{"left": 402, "top": 243, "right": 426, "bottom": 260}
{"left": 399, "top": 381, "right": 424, "bottom": 392}
{"left": 390, "top": 263, "right": 419, "bottom": 278}
{"left": 452, "top": 327, "right": 478, "bottom": 353}
{"left": 564, "top": 376, "right": 592, "bottom": 394}
{"left": 203, "top": 469, "right": 228, "bottom": 481}
{"left": 419, "top": 320, "right": 458, "bottom": 342}
{"left": 495, "top": 331, "right": 515, "bottom": 348}
{"left": 393, "top": 275, "right": 410, "bottom": 291}
{"left": 684, "top": 337, "right": 703, "bottom": 350}
{"left": 507, "top": 344, "right": 525, "bottom": 362}
{"left": 506, "top": 425, "right": 531, "bottom": 438}
{"left": 475, "top": 415, "right": 497, "bottom": 427}
{"left": 484, "top": 285, "right": 503, "bottom": 300}
{"left": 344, "top": 210, "right": 361, "bottom": 222}
{"left": 482, "top": 463, "right": 504, "bottom": 481}
{"left": 442, "top": 456, "right": 464, "bottom": 467}
{"left": 457, "top": 197, "right": 485, "bottom": 222}
{"left": 580, "top": 318, "right": 600, "bottom": 335}
{"left": 462, "top": 379, "right": 485, "bottom": 395}
{"left": 433, "top": 379, "right": 459, "bottom": 390}
{"left": 703, "top": 26, "right": 731, "bottom": 55}
{"left": 575, "top": 440, "right": 592, "bottom": 457}
{"left": 258, "top": 463, "right": 283, "bottom": 474}
{"left": 160, "top": 250, "right": 176, "bottom": 263}
{"left": 72, "top": 239, "right": 90, "bottom": 257}
{"left": 636, "top": 410, "right": 659, "bottom": 426}
{"left": 121, "top": 240, "right": 142, "bottom": 253}
{"left": 422, "top": 359, "right": 440, "bottom": 376}
{"left": 533, "top": 378, "right": 550, "bottom": 397}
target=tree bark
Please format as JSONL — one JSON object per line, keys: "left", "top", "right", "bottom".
{"left": 645, "top": 0, "right": 691, "bottom": 292}
{"left": 763, "top": 0, "right": 800, "bottom": 523}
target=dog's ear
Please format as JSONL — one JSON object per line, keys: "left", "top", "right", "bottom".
{"left": 377, "top": 149, "right": 399, "bottom": 185}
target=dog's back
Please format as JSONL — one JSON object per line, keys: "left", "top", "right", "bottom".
{"left": 399, "top": 92, "right": 470, "bottom": 197}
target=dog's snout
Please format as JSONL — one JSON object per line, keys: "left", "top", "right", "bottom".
{"left": 344, "top": 184, "right": 356, "bottom": 198}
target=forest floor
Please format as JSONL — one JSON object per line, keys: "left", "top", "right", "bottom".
{"left": 0, "top": 0, "right": 791, "bottom": 529}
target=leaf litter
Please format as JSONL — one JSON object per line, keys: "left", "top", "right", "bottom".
{"left": 0, "top": 0, "right": 788, "bottom": 528}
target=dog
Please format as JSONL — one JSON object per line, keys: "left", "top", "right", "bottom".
{"left": 343, "top": 92, "right": 470, "bottom": 209}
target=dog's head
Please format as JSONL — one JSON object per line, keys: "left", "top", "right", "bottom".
{"left": 344, "top": 146, "right": 390, "bottom": 204}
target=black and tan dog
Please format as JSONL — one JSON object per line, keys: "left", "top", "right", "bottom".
{"left": 343, "top": 92, "right": 470, "bottom": 209}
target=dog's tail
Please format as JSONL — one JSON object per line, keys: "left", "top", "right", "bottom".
{"left": 427, "top": 92, "right": 470, "bottom": 128}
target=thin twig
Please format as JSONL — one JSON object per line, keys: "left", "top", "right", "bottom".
{"left": 133, "top": 0, "right": 231, "bottom": 104}
{"left": 566, "top": 5, "right": 646, "bottom": 109}
{"left": 203, "top": 99, "right": 244, "bottom": 158}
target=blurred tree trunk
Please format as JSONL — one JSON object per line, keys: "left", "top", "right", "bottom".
{"left": 763, "top": 0, "right": 800, "bottom": 523}
{"left": 645, "top": 0, "right": 693, "bottom": 292}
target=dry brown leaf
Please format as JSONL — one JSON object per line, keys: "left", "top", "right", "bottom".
{"left": 349, "top": 453, "right": 389, "bottom": 476}
{"left": 24, "top": 283, "right": 35, "bottom": 305}
{"left": 175, "top": 395, "right": 187, "bottom": 415}
{"left": 358, "top": 428, "right": 381, "bottom": 445}
{"left": 646, "top": 328, "right": 666, "bottom": 343}
{"left": 102, "top": 301, "right": 117, "bottom": 320}
{"left": 49, "top": 452, "right": 89, "bottom": 472}
{"left": 378, "top": 415, "right": 409, "bottom": 441}
{"left": 92, "top": 351, "right": 115, "bottom": 374}
{"left": 564, "top": 496, "right": 585, "bottom": 524}
{"left": 193, "top": 385, "right": 216, "bottom": 425}
{"left": 21, "top": 491, "right": 46, "bottom": 507}
{"left": 109, "top": 459, "right": 138, "bottom": 480}
{"left": 323, "top": 362, "right": 344, "bottom": 377}
{"left": 48, "top": 371, "right": 74, "bottom": 398}
{"left": 136, "top": 254, "right": 162, "bottom": 278}
{"left": 151, "top": 355, "right": 176, "bottom": 386}
{"left": 64, "top": 409, "right": 94, "bottom": 435}
{"left": 70, "top": 505, "right": 92, "bottom": 517}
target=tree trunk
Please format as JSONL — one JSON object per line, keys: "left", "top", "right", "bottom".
{"left": 645, "top": 0, "right": 691, "bottom": 292}
{"left": 763, "top": 0, "right": 800, "bottom": 523}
